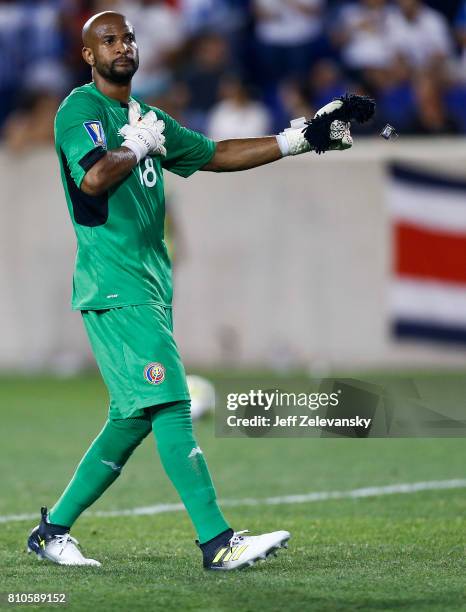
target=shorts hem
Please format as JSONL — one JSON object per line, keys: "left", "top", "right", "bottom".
{"left": 110, "top": 392, "right": 191, "bottom": 418}
{"left": 75, "top": 300, "right": 172, "bottom": 311}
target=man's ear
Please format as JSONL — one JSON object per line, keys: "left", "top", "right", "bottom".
{"left": 82, "top": 47, "right": 95, "bottom": 67}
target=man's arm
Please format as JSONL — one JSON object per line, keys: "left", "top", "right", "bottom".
{"left": 83, "top": 137, "right": 281, "bottom": 191}
{"left": 81, "top": 147, "right": 137, "bottom": 196}
{"left": 201, "top": 137, "right": 282, "bottom": 173}
{"left": 202, "top": 96, "right": 376, "bottom": 172}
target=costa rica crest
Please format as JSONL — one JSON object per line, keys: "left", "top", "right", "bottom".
{"left": 144, "top": 362, "right": 165, "bottom": 385}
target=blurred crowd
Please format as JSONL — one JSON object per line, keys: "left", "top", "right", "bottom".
{"left": 3, "top": 0, "right": 466, "bottom": 151}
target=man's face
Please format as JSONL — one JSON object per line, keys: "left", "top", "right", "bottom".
{"left": 84, "top": 17, "right": 139, "bottom": 84}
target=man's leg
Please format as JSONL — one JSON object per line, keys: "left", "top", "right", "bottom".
{"left": 48, "top": 415, "right": 152, "bottom": 527}
{"left": 28, "top": 414, "right": 152, "bottom": 565}
{"left": 150, "top": 399, "right": 231, "bottom": 544}
{"left": 150, "top": 400, "right": 290, "bottom": 570}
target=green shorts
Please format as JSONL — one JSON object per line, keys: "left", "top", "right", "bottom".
{"left": 82, "top": 304, "right": 190, "bottom": 419}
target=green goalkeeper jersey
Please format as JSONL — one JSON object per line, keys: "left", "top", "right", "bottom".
{"left": 55, "top": 82, "right": 216, "bottom": 310}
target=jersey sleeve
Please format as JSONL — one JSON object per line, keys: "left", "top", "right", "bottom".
{"left": 55, "top": 93, "right": 108, "bottom": 188}
{"left": 154, "top": 109, "right": 216, "bottom": 178}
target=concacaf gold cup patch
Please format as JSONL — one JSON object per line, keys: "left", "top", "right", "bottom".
{"left": 83, "top": 120, "right": 107, "bottom": 148}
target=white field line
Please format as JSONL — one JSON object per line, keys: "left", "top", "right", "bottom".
{"left": 1, "top": 479, "right": 465, "bottom": 525}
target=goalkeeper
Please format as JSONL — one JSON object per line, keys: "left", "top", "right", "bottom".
{"left": 27, "top": 11, "right": 374, "bottom": 571}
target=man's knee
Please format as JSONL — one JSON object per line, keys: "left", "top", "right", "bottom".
{"left": 94, "top": 416, "right": 152, "bottom": 465}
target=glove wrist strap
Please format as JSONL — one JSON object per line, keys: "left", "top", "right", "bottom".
{"left": 121, "top": 139, "right": 144, "bottom": 163}
{"left": 277, "top": 117, "right": 312, "bottom": 157}
{"left": 275, "top": 133, "right": 290, "bottom": 157}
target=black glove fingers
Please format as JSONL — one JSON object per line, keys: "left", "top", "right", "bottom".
{"left": 303, "top": 93, "right": 376, "bottom": 154}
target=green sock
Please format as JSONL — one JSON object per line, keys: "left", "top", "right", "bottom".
{"left": 151, "top": 400, "right": 230, "bottom": 543}
{"left": 49, "top": 416, "right": 152, "bottom": 527}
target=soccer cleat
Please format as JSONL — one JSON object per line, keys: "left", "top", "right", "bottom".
{"left": 202, "top": 529, "right": 290, "bottom": 570}
{"left": 27, "top": 507, "right": 101, "bottom": 566}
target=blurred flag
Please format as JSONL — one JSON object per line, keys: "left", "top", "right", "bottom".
{"left": 389, "top": 164, "right": 466, "bottom": 344}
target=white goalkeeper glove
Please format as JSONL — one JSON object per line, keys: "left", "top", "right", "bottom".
{"left": 276, "top": 100, "right": 352, "bottom": 156}
{"left": 128, "top": 99, "right": 142, "bottom": 126}
{"left": 119, "top": 100, "right": 166, "bottom": 162}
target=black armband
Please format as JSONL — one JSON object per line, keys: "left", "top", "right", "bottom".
{"left": 78, "top": 146, "right": 107, "bottom": 172}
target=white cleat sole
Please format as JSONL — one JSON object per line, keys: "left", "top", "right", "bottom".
{"left": 251, "top": 533, "right": 290, "bottom": 569}
{"left": 27, "top": 546, "right": 101, "bottom": 567}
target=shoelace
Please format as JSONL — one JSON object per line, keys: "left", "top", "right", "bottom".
{"left": 228, "top": 530, "right": 249, "bottom": 547}
{"left": 54, "top": 533, "right": 80, "bottom": 555}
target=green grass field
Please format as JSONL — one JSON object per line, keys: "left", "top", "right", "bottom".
{"left": 1, "top": 372, "right": 465, "bottom": 612}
